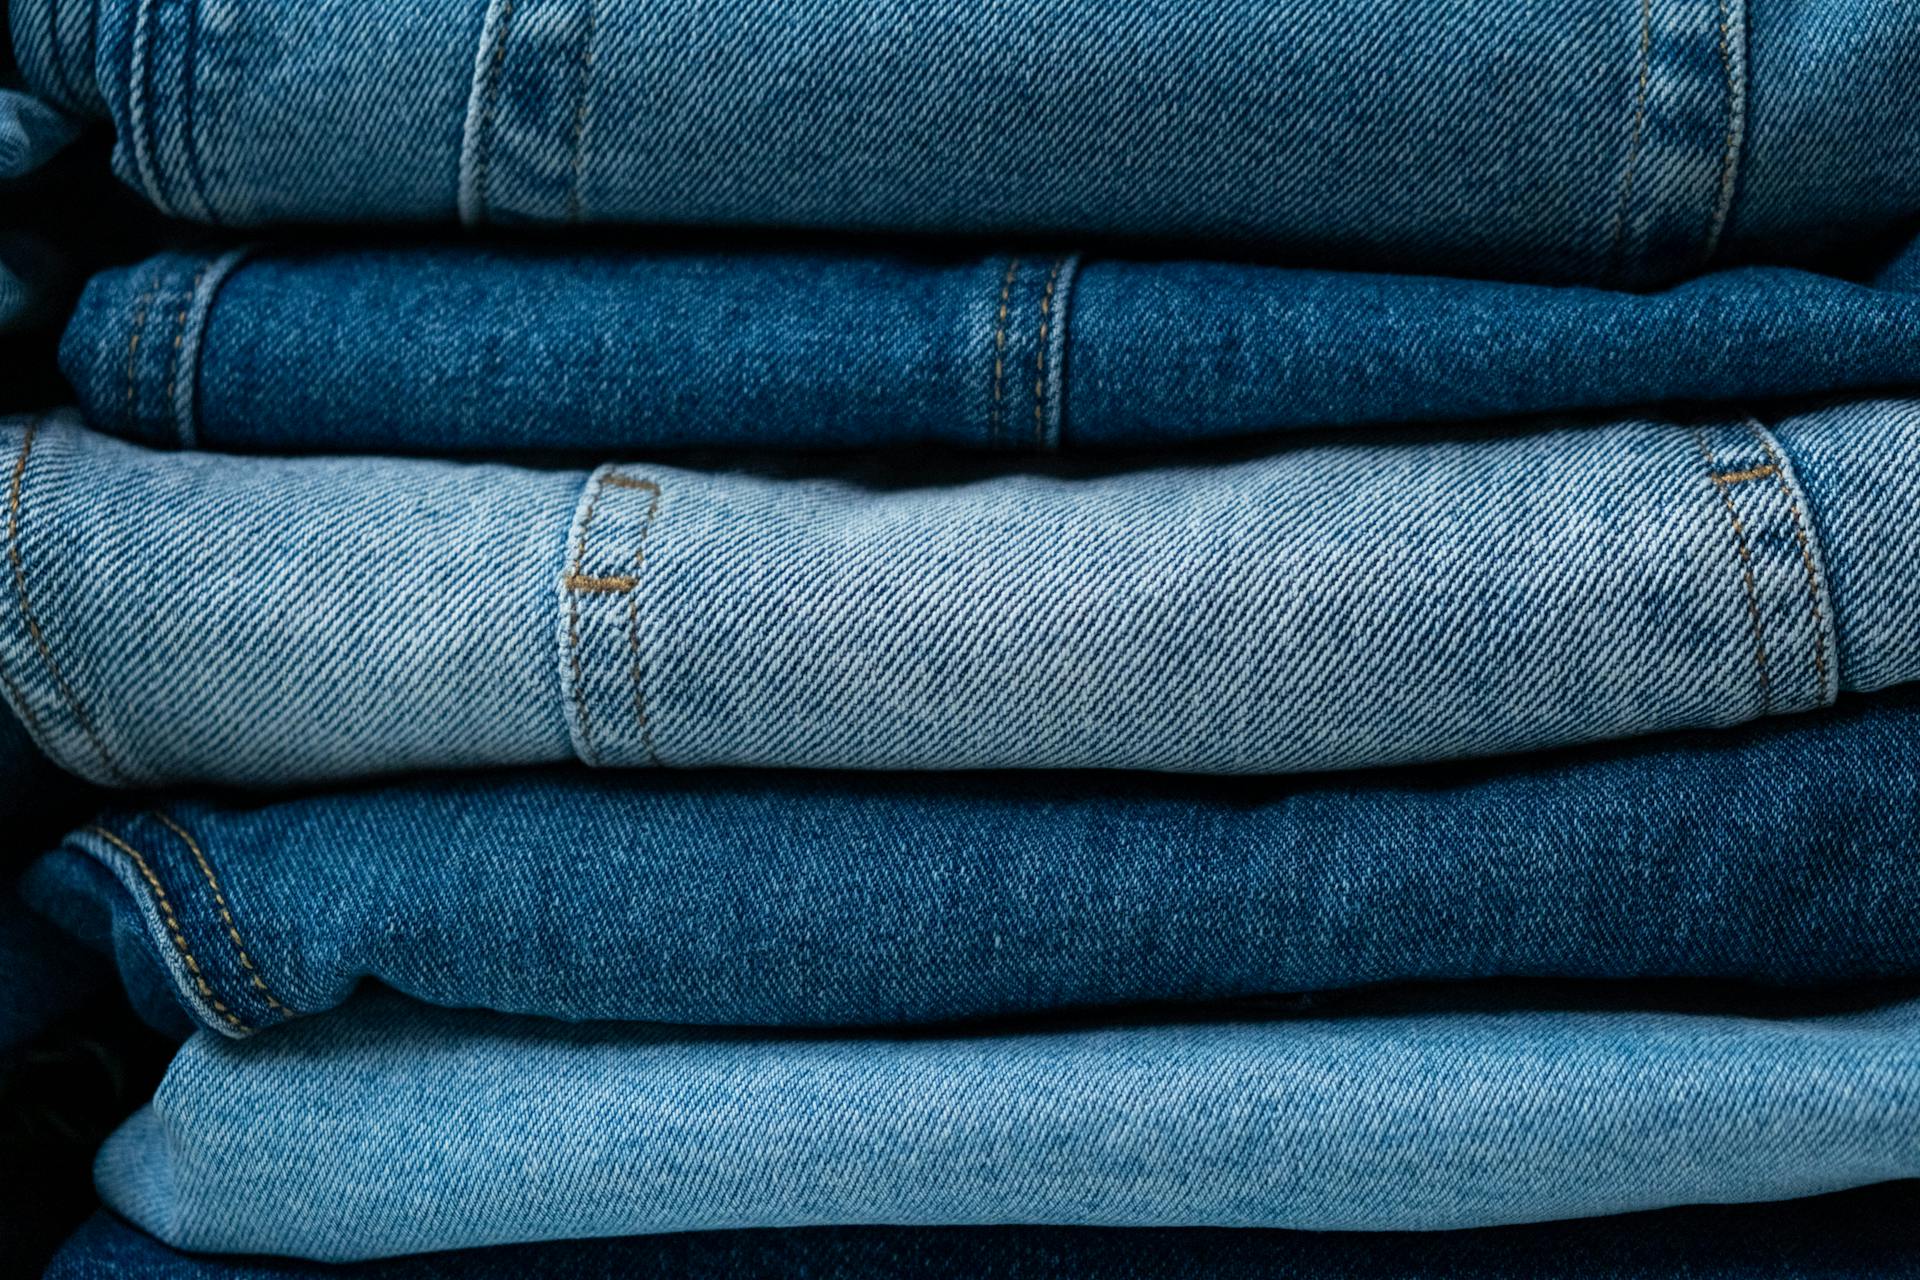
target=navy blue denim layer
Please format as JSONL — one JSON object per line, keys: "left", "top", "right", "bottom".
{"left": 12, "top": 0, "right": 1920, "bottom": 285}
{"left": 46, "top": 1182, "right": 1920, "bottom": 1279}
{"left": 62, "top": 237, "right": 1920, "bottom": 454}
{"left": 27, "top": 691, "right": 1920, "bottom": 1036}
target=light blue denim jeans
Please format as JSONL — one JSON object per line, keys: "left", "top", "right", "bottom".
{"left": 94, "top": 984, "right": 1920, "bottom": 1259}
{"left": 10, "top": 0, "right": 1920, "bottom": 285}
{"left": 25, "top": 690, "right": 1920, "bottom": 1037}
{"left": 1, "top": 403, "right": 1916, "bottom": 787}
{"left": 58, "top": 235, "right": 1920, "bottom": 454}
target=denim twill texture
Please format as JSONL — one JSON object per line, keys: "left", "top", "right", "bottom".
{"left": 10, "top": 0, "right": 1920, "bottom": 284}
{"left": 0, "top": 403, "right": 1914, "bottom": 786}
{"left": 26, "top": 691, "right": 1920, "bottom": 1036}
{"left": 60, "top": 236, "right": 1920, "bottom": 454}
{"left": 91, "top": 984, "right": 1920, "bottom": 1259}
{"left": 45, "top": 1185, "right": 1920, "bottom": 1280}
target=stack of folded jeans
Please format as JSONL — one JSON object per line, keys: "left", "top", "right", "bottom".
{"left": 3, "top": 0, "right": 1920, "bottom": 1274}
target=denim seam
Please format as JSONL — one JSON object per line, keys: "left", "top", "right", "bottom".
{"left": 1606, "top": 0, "right": 1655, "bottom": 279}
{"left": 6, "top": 421, "right": 133, "bottom": 785}
{"left": 126, "top": 0, "right": 171, "bottom": 217}
{"left": 175, "top": 0, "right": 218, "bottom": 225}
{"left": 1690, "top": 427, "right": 1772, "bottom": 714}
{"left": 1032, "top": 258, "right": 1067, "bottom": 447}
{"left": 163, "top": 257, "right": 215, "bottom": 450}
{"left": 81, "top": 823, "right": 249, "bottom": 1032}
{"left": 561, "top": 470, "right": 664, "bottom": 766}
{"left": 152, "top": 811, "right": 291, "bottom": 1019}
{"left": 168, "top": 248, "right": 251, "bottom": 448}
{"left": 1702, "top": 0, "right": 1748, "bottom": 264}
{"left": 1043, "top": 254, "right": 1083, "bottom": 450}
{"left": 567, "top": 0, "right": 600, "bottom": 223}
{"left": 1742, "top": 416, "right": 1841, "bottom": 704}
{"left": 988, "top": 257, "right": 1021, "bottom": 447}
{"left": 459, "top": 0, "right": 518, "bottom": 225}
{"left": 122, "top": 271, "right": 158, "bottom": 437}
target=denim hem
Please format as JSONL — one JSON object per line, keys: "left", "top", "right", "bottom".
{"left": 82, "top": 250, "right": 251, "bottom": 448}
{"left": 59, "top": 813, "right": 294, "bottom": 1038}
{"left": 7, "top": 0, "right": 105, "bottom": 118}
{"left": 556, "top": 463, "right": 667, "bottom": 768}
{"left": 982, "top": 254, "right": 1083, "bottom": 450}
{"left": 0, "top": 418, "right": 139, "bottom": 788}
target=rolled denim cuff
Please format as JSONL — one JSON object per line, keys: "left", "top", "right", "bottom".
{"left": 0, "top": 404, "right": 1912, "bottom": 788}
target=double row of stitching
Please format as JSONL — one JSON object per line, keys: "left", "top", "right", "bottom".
{"left": 7, "top": 422, "right": 133, "bottom": 785}
{"left": 562, "top": 471, "right": 664, "bottom": 766}
{"left": 985, "top": 255, "right": 1077, "bottom": 449}
{"left": 152, "top": 812, "right": 290, "bottom": 1018}
{"left": 459, "top": 0, "right": 519, "bottom": 225}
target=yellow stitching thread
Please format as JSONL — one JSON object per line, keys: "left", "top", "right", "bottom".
{"left": 7, "top": 424, "right": 131, "bottom": 784}
{"left": 563, "top": 573, "right": 637, "bottom": 593}
{"left": 1032, "top": 259, "right": 1065, "bottom": 446}
{"left": 151, "top": 811, "right": 289, "bottom": 1016}
{"left": 1751, "top": 433, "right": 1832, "bottom": 699}
{"left": 989, "top": 258, "right": 1020, "bottom": 445}
{"left": 1704, "top": 0, "right": 1743, "bottom": 262}
{"left": 83, "top": 825, "right": 246, "bottom": 1031}
{"left": 123, "top": 277, "right": 158, "bottom": 425}
{"left": 1693, "top": 430, "right": 1772, "bottom": 713}
{"left": 1707, "top": 464, "right": 1777, "bottom": 486}
{"left": 1608, "top": 0, "right": 1655, "bottom": 276}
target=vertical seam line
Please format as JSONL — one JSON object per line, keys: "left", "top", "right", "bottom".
{"left": 1691, "top": 428, "right": 1772, "bottom": 714}
{"left": 151, "top": 811, "right": 291, "bottom": 1017}
{"left": 1744, "top": 422, "right": 1832, "bottom": 704}
{"left": 1033, "top": 259, "right": 1065, "bottom": 448}
{"left": 1608, "top": 0, "right": 1655, "bottom": 279}
{"left": 1702, "top": 0, "right": 1746, "bottom": 264}
{"left": 567, "top": 0, "right": 600, "bottom": 222}
{"left": 82, "top": 824, "right": 247, "bottom": 1031}
{"left": 989, "top": 258, "right": 1020, "bottom": 447}
{"left": 621, "top": 479, "right": 665, "bottom": 767}
{"left": 8, "top": 422, "right": 134, "bottom": 784}
{"left": 471, "top": 0, "right": 517, "bottom": 222}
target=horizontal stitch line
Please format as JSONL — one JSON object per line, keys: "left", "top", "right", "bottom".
{"left": 564, "top": 573, "right": 637, "bottom": 594}
{"left": 82, "top": 825, "right": 247, "bottom": 1031}
{"left": 1709, "top": 464, "right": 1778, "bottom": 486}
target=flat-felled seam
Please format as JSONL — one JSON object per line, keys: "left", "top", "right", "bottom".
{"left": 167, "top": 248, "right": 250, "bottom": 448}
{"left": 125, "top": 0, "right": 173, "bottom": 217}
{"left": 78, "top": 823, "right": 250, "bottom": 1035}
{"left": 987, "top": 257, "right": 1021, "bottom": 447}
{"left": 559, "top": 470, "right": 664, "bottom": 767}
{"left": 1031, "top": 259, "right": 1067, "bottom": 448}
{"left": 1607, "top": 0, "right": 1655, "bottom": 280}
{"left": 1043, "top": 254, "right": 1083, "bottom": 450}
{"left": 1741, "top": 415, "right": 1841, "bottom": 705}
{"left": 174, "top": 0, "right": 217, "bottom": 225}
{"left": 1689, "top": 426, "right": 1772, "bottom": 715}
{"left": 6, "top": 421, "right": 135, "bottom": 785}
{"left": 1701, "top": 0, "right": 1747, "bottom": 264}
{"left": 152, "top": 812, "right": 291, "bottom": 1022}
{"left": 566, "top": 0, "right": 599, "bottom": 222}
{"left": 457, "top": 0, "right": 517, "bottom": 225}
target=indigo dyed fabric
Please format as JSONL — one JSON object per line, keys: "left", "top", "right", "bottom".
{"left": 1, "top": 400, "right": 1916, "bottom": 787}
{"left": 10, "top": 0, "right": 1920, "bottom": 284}
{"left": 61, "top": 237, "right": 1920, "bottom": 454}
{"left": 46, "top": 1183, "right": 1920, "bottom": 1278}
{"left": 24, "top": 691, "right": 1920, "bottom": 1035}
{"left": 91, "top": 984, "right": 1920, "bottom": 1258}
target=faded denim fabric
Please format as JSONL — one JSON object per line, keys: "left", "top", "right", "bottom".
{"left": 10, "top": 0, "right": 1920, "bottom": 285}
{"left": 24, "top": 691, "right": 1920, "bottom": 1036}
{"left": 91, "top": 984, "right": 1920, "bottom": 1258}
{"left": 45, "top": 1184, "right": 1920, "bottom": 1279}
{"left": 0, "top": 401, "right": 1915, "bottom": 786}
{"left": 61, "top": 236, "right": 1920, "bottom": 454}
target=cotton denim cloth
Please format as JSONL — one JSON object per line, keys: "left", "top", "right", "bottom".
{"left": 24, "top": 689, "right": 1920, "bottom": 1036}
{"left": 45, "top": 1183, "right": 1920, "bottom": 1279}
{"left": 91, "top": 983, "right": 1920, "bottom": 1259}
{"left": 4, "top": 402, "right": 1918, "bottom": 786}
{"left": 60, "top": 236, "right": 1920, "bottom": 454}
{"left": 0, "top": 86, "right": 77, "bottom": 179}
{"left": 11, "top": 0, "right": 1920, "bottom": 285}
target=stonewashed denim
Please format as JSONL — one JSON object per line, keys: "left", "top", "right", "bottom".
{"left": 4, "top": 400, "right": 1920, "bottom": 785}
{"left": 61, "top": 236, "right": 1920, "bottom": 454}
{"left": 11, "top": 0, "right": 1920, "bottom": 285}
{"left": 92, "top": 983, "right": 1920, "bottom": 1258}
{"left": 25, "top": 690, "right": 1920, "bottom": 1036}
{"left": 45, "top": 1183, "right": 1920, "bottom": 1279}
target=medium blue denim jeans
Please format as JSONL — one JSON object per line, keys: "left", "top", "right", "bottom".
{"left": 90, "top": 983, "right": 1920, "bottom": 1259}
{"left": 45, "top": 1183, "right": 1920, "bottom": 1279}
{"left": 10, "top": 0, "right": 1920, "bottom": 285}
{"left": 1, "top": 403, "right": 1916, "bottom": 787}
{"left": 25, "top": 691, "right": 1920, "bottom": 1036}
{"left": 60, "top": 236, "right": 1920, "bottom": 454}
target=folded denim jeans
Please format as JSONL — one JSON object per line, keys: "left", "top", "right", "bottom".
{"left": 25, "top": 691, "right": 1920, "bottom": 1036}
{"left": 46, "top": 1184, "right": 1920, "bottom": 1279}
{"left": 91, "top": 983, "right": 1920, "bottom": 1258}
{"left": 11, "top": 0, "right": 1920, "bottom": 285}
{"left": 61, "top": 237, "right": 1920, "bottom": 454}
{"left": 3, "top": 404, "right": 1917, "bottom": 786}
